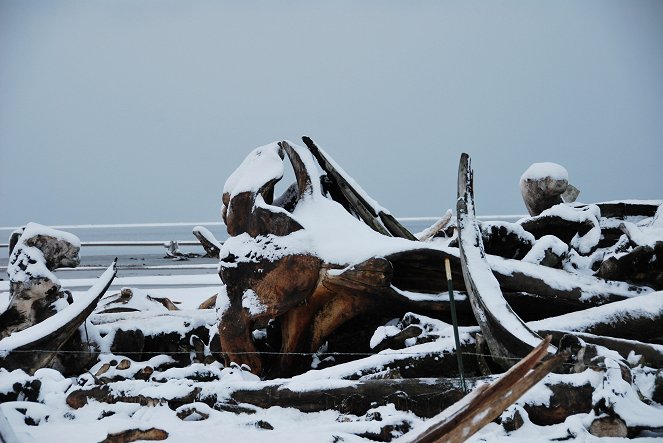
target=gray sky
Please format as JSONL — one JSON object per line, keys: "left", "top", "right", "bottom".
{"left": 1, "top": 1, "right": 662, "bottom": 227}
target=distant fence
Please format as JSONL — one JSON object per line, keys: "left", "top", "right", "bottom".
{"left": 0, "top": 215, "right": 525, "bottom": 249}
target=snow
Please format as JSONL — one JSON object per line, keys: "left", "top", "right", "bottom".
{"left": 520, "top": 162, "right": 568, "bottom": 183}
{"left": 530, "top": 290, "right": 663, "bottom": 333}
{"left": 223, "top": 143, "right": 285, "bottom": 198}
{"left": 1, "top": 146, "right": 661, "bottom": 442}
{"left": 20, "top": 222, "right": 81, "bottom": 249}
{"left": 241, "top": 289, "right": 266, "bottom": 316}
{"left": 522, "top": 235, "right": 568, "bottom": 265}
{"left": 458, "top": 186, "right": 553, "bottom": 351}
{"left": 369, "top": 325, "right": 402, "bottom": 349}
{"left": 312, "top": 140, "right": 386, "bottom": 214}
{"left": 191, "top": 225, "right": 222, "bottom": 249}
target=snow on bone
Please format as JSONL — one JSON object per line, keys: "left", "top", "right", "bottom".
{"left": 2, "top": 142, "right": 663, "bottom": 443}
{"left": 520, "top": 162, "right": 571, "bottom": 216}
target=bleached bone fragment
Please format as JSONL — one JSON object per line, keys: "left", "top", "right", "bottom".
{"left": 417, "top": 210, "right": 453, "bottom": 242}
{"left": 520, "top": 162, "right": 570, "bottom": 216}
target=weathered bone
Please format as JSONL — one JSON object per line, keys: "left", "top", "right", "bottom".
{"left": 216, "top": 143, "right": 654, "bottom": 378}
{"left": 303, "top": 136, "right": 416, "bottom": 240}
{"left": 457, "top": 153, "right": 555, "bottom": 369}
{"left": 417, "top": 210, "right": 453, "bottom": 242}
{"left": 1, "top": 223, "right": 81, "bottom": 339}
{"left": 0, "top": 260, "right": 116, "bottom": 373}
{"left": 519, "top": 162, "right": 570, "bottom": 216}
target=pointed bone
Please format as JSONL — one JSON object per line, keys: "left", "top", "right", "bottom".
{"left": 302, "top": 136, "right": 416, "bottom": 240}
{"left": 192, "top": 226, "right": 222, "bottom": 259}
{"left": 417, "top": 210, "right": 453, "bottom": 241}
{"left": 279, "top": 141, "right": 314, "bottom": 201}
{"left": 457, "top": 153, "right": 554, "bottom": 369}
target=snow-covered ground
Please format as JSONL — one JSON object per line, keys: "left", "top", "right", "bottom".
{"left": 2, "top": 273, "right": 662, "bottom": 443}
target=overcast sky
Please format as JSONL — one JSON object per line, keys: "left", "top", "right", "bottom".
{"left": 1, "top": 1, "right": 661, "bottom": 227}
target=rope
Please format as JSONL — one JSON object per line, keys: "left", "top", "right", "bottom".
{"left": 0, "top": 347, "right": 573, "bottom": 363}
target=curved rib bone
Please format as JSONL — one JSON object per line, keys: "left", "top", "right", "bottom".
{"left": 457, "top": 153, "right": 555, "bottom": 369}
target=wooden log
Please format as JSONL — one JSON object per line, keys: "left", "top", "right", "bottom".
{"left": 595, "top": 200, "right": 662, "bottom": 220}
{"left": 529, "top": 290, "right": 663, "bottom": 345}
{"left": 456, "top": 152, "right": 553, "bottom": 369}
{"left": 100, "top": 428, "right": 168, "bottom": 443}
{"left": 410, "top": 337, "right": 565, "bottom": 443}
{"left": 539, "top": 331, "right": 663, "bottom": 369}
{"left": 484, "top": 252, "right": 650, "bottom": 306}
{"left": 598, "top": 241, "right": 663, "bottom": 290}
{"left": 519, "top": 211, "right": 596, "bottom": 245}
{"left": 2, "top": 224, "right": 82, "bottom": 338}
{"left": 480, "top": 221, "right": 534, "bottom": 260}
{"left": 385, "top": 245, "right": 648, "bottom": 313}
{"left": 67, "top": 359, "right": 600, "bottom": 429}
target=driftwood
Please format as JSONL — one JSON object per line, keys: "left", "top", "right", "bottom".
{"left": 599, "top": 241, "right": 663, "bottom": 290}
{"left": 100, "top": 428, "right": 168, "bottom": 443}
{"left": 0, "top": 224, "right": 118, "bottom": 374}
{"left": 457, "top": 153, "right": 554, "bottom": 369}
{"left": 66, "top": 356, "right": 592, "bottom": 429}
{"left": 410, "top": 337, "right": 564, "bottom": 443}
{"left": 519, "top": 210, "right": 597, "bottom": 246}
{"left": 596, "top": 200, "right": 661, "bottom": 219}
{"left": 479, "top": 221, "right": 534, "bottom": 260}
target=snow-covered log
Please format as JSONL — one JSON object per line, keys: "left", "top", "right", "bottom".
{"left": 530, "top": 291, "right": 663, "bottom": 345}
{"left": 409, "top": 337, "right": 563, "bottom": 443}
